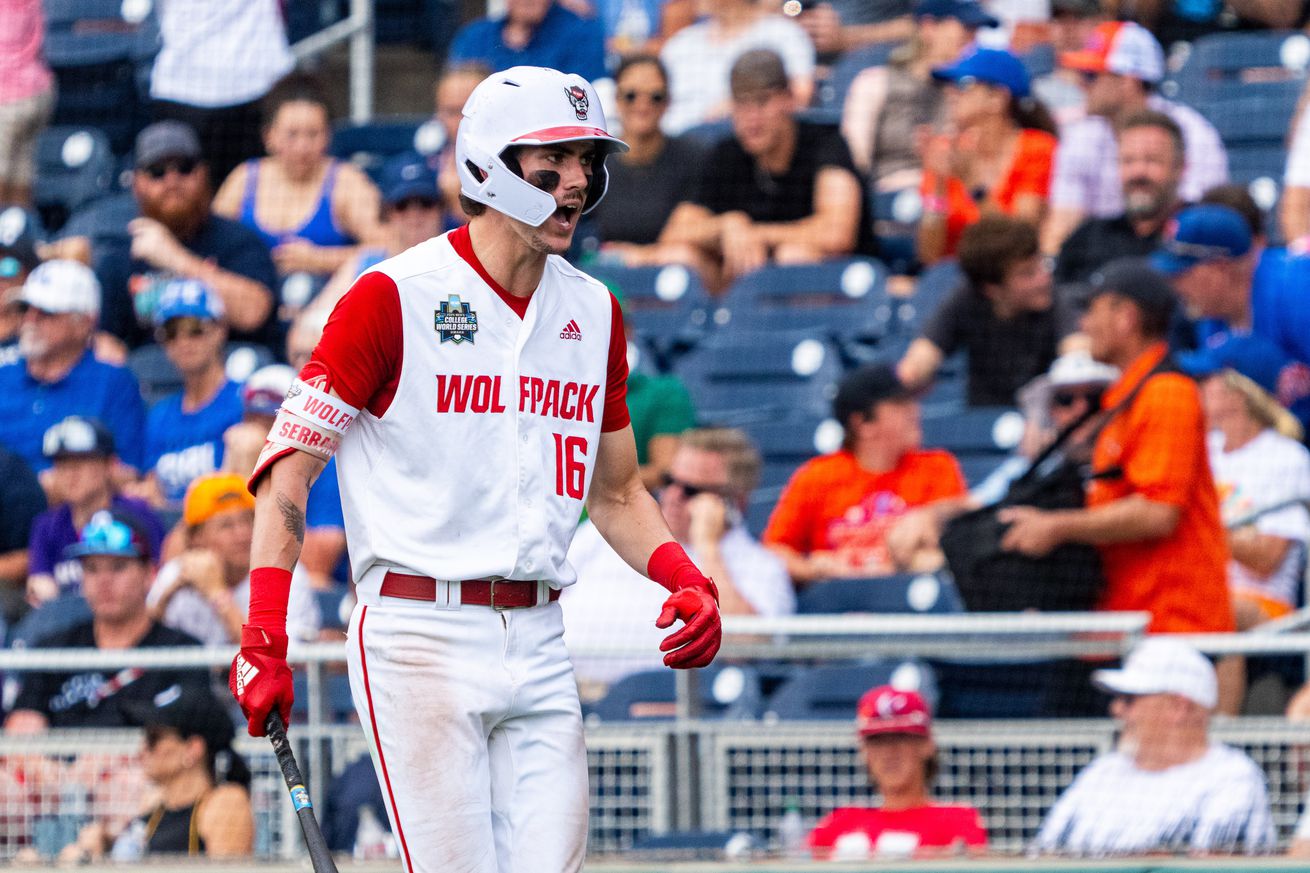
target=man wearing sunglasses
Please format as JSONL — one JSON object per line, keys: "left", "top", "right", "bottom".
{"left": 88, "top": 122, "right": 277, "bottom": 351}
{"left": 4, "top": 510, "right": 206, "bottom": 733}
{"left": 139, "top": 280, "right": 244, "bottom": 510}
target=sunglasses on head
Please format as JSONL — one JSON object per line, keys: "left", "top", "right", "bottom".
{"left": 158, "top": 316, "right": 210, "bottom": 343}
{"left": 619, "top": 89, "right": 668, "bottom": 105}
{"left": 141, "top": 157, "right": 199, "bottom": 180}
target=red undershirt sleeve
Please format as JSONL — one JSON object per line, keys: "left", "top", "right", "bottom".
{"left": 308, "top": 270, "right": 403, "bottom": 417}
{"left": 601, "top": 290, "right": 630, "bottom": 433}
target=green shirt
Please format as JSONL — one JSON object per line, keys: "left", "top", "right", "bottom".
{"left": 626, "top": 371, "right": 697, "bottom": 463}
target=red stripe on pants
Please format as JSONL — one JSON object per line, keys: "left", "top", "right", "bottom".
{"left": 359, "top": 605, "right": 416, "bottom": 871}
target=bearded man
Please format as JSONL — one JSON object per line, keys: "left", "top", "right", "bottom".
{"left": 92, "top": 122, "right": 278, "bottom": 349}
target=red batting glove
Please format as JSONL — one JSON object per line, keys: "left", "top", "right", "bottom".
{"left": 229, "top": 625, "right": 293, "bottom": 737}
{"left": 656, "top": 584, "right": 722, "bottom": 669}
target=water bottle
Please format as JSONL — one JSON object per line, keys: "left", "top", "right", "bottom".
{"left": 778, "top": 799, "right": 806, "bottom": 859}
{"left": 353, "top": 804, "right": 391, "bottom": 860}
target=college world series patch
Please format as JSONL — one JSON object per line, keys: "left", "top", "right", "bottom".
{"left": 435, "top": 294, "right": 478, "bottom": 344}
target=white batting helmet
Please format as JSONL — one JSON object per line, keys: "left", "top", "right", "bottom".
{"left": 455, "top": 66, "right": 628, "bottom": 227}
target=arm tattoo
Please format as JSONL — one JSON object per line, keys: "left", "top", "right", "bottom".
{"left": 276, "top": 493, "right": 306, "bottom": 545}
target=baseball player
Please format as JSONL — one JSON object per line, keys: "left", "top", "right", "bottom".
{"left": 227, "top": 66, "right": 722, "bottom": 873}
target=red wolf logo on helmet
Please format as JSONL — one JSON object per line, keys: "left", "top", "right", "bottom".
{"left": 565, "top": 85, "right": 589, "bottom": 120}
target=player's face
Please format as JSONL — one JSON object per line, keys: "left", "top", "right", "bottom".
{"left": 862, "top": 734, "right": 933, "bottom": 795}
{"left": 510, "top": 142, "right": 595, "bottom": 255}
{"left": 1118, "top": 127, "right": 1181, "bottom": 221}
{"left": 731, "top": 88, "right": 793, "bottom": 158}
{"left": 659, "top": 447, "right": 732, "bottom": 541}
{"left": 615, "top": 62, "right": 669, "bottom": 140}
{"left": 998, "top": 254, "right": 1052, "bottom": 314}
{"left": 265, "top": 100, "right": 332, "bottom": 181}
{"left": 81, "top": 555, "right": 151, "bottom": 625}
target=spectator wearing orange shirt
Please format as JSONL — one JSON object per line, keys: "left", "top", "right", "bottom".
{"left": 999, "top": 259, "right": 1233, "bottom": 636}
{"left": 917, "top": 47, "right": 1058, "bottom": 265}
{"left": 763, "top": 364, "right": 967, "bottom": 584}
{"left": 808, "top": 685, "right": 986, "bottom": 861}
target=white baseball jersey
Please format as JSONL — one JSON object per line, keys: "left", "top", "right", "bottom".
{"left": 300, "top": 225, "right": 629, "bottom": 588}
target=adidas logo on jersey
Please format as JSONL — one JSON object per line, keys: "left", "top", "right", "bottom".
{"left": 559, "top": 320, "right": 582, "bottom": 341}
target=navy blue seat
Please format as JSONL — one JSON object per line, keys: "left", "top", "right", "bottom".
{"left": 741, "top": 415, "right": 843, "bottom": 533}
{"left": 7, "top": 595, "right": 91, "bottom": 649}
{"left": 894, "top": 260, "right": 961, "bottom": 336}
{"left": 130, "top": 342, "right": 277, "bottom": 406}
{"left": 315, "top": 586, "right": 351, "bottom": 631}
{"left": 813, "top": 42, "right": 897, "bottom": 112}
{"left": 44, "top": 0, "right": 159, "bottom": 154}
{"left": 676, "top": 329, "right": 843, "bottom": 425}
{"left": 587, "top": 664, "right": 762, "bottom": 721}
{"left": 679, "top": 119, "right": 733, "bottom": 151}
{"left": 921, "top": 405, "right": 1023, "bottom": 486}
{"left": 763, "top": 661, "right": 937, "bottom": 720}
{"left": 723, "top": 260, "right": 893, "bottom": 350}
{"left": 1019, "top": 44, "right": 1056, "bottom": 79}
{"left": 1166, "top": 31, "right": 1309, "bottom": 104}
{"left": 1201, "top": 84, "right": 1299, "bottom": 184}
{"left": 794, "top": 573, "right": 965, "bottom": 615}
{"left": 871, "top": 188, "right": 921, "bottom": 276}
{"left": 33, "top": 126, "right": 117, "bottom": 232}
{"left": 60, "top": 192, "right": 137, "bottom": 246}
{"left": 587, "top": 263, "right": 716, "bottom": 371}
{"left": 330, "top": 117, "right": 443, "bottom": 182}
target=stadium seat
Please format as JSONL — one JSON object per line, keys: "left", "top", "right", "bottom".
{"left": 587, "top": 664, "right": 762, "bottom": 721}
{"left": 930, "top": 659, "right": 1075, "bottom": 719}
{"left": 7, "top": 594, "right": 91, "bottom": 649}
{"left": 676, "top": 329, "right": 843, "bottom": 425}
{"left": 130, "top": 342, "right": 277, "bottom": 406}
{"left": 723, "top": 260, "right": 894, "bottom": 352}
{"left": 920, "top": 405, "right": 1023, "bottom": 486}
{"left": 813, "top": 42, "right": 897, "bottom": 112}
{"left": 587, "top": 263, "right": 717, "bottom": 371}
{"left": 893, "top": 260, "right": 962, "bottom": 336}
{"left": 794, "top": 573, "right": 965, "bottom": 615}
{"left": 59, "top": 191, "right": 137, "bottom": 245}
{"left": 679, "top": 119, "right": 733, "bottom": 151}
{"left": 43, "top": 0, "right": 160, "bottom": 154}
{"left": 330, "top": 118, "right": 445, "bottom": 182}
{"left": 32, "top": 126, "right": 118, "bottom": 232}
{"left": 314, "top": 586, "right": 351, "bottom": 631}
{"left": 762, "top": 660, "right": 937, "bottom": 720}
{"left": 870, "top": 188, "right": 921, "bottom": 276}
{"left": 740, "top": 414, "right": 844, "bottom": 533}
{"left": 1164, "top": 30, "right": 1310, "bottom": 105}
{"left": 1018, "top": 43, "right": 1056, "bottom": 79}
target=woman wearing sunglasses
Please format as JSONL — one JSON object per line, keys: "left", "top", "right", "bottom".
{"left": 587, "top": 55, "right": 703, "bottom": 268}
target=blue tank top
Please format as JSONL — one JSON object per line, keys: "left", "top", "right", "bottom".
{"left": 238, "top": 159, "right": 354, "bottom": 250}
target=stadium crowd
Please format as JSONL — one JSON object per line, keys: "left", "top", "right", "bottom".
{"left": 2, "top": 0, "right": 1310, "bottom": 862}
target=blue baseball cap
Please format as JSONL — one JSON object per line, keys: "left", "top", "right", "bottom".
{"left": 933, "top": 47, "right": 1030, "bottom": 98}
{"left": 379, "top": 152, "right": 440, "bottom": 207}
{"left": 154, "top": 278, "right": 225, "bottom": 326}
{"left": 1177, "top": 332, "right": 1291, "bottom": 396}
{"left": 64, "top": 509, "right": 151, "bottom": 560}
{"left": 1150, "top": 205, "right": 1252, "bottom": 276}
{"left": 914, "top": 0, "right": 1000, "bottom": 28}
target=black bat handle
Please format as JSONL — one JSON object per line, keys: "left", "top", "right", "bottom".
{"left": 265, "top": 711, "right": 340, "bottom": 873}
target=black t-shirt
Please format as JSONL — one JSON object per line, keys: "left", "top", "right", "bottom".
{"left": 94, "top": 213, "right": 279, "bottom": 350}
{"left": 1054, "top": 213, "right": 1166, "bottom": 286}
{"left": 592, "top": 136, "right": 702, "bottom": 246}
{"left": 9, "top": 620, "right": 208, "bottom": 728}
{"left": 692, "top": 121, "right": 875, "bottom": 254}
{"left": 921, "top": 283, "right": 1065, "bottom": 406}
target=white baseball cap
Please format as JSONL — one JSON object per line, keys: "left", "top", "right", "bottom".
{"left": 18, "top": 259, "right": 101, "bottom": 316}
{"left": 1061, "top": 21, "right": 1165, "bottom": 84}
{"left": 1048, "top": 351, "right": 1119, "bottom": 389}
{"left": 1092, "top": 637, "right": 1218, "bottom": 710}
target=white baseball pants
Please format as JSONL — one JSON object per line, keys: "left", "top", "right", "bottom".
{"left": 345, "top": 577, "right": 589, "bottom": 873}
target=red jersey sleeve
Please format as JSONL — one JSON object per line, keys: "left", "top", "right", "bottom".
{"left": 309, "top": 270, "right": 403, "bottom": 418}
{"left": 601, "top": 290, "right": 630, "bottom": 432}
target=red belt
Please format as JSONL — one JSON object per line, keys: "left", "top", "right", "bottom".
{"left": 380, "top": 571, "right": 559, "bottom": 609}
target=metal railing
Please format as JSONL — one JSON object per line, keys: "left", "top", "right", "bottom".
{"left": 289, "top": 0, "right": 374, "bottom": 122}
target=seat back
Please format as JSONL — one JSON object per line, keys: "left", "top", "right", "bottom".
{"left": 894, "top": 260, "right": 962, "bottom": 336}
{"left": 33, "top": 127, "right": 117, "bottom": 231}
{"left": 8, "top": 595, "right": 92, "bottom": 648}
{"left": 1166, "top": 30, "right": 1309, "bottom": 105}
{"left": 588, "top": 263, "right": 716, "bottom": 371}
{"left": 588, "top": 664, "right": 762, "bottom": 721}
{"left": 763, "top": 660, "right": 937, "bottom": 720}
{"left": 723, "top": 260, "right": 893, "bottom": 346}
{"left": 794, "top": 573, "right": 965, "bottom": 615}
{"left": 330, "top": 118, "right": 445, "bottom": 182}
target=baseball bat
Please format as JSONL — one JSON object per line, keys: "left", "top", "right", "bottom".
{"left": 265, "top": 710, "right": 340, "bottom": 873}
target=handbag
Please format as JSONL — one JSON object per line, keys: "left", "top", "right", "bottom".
{"left": 940, "top": 357, "right": 1176, "bottom": 612}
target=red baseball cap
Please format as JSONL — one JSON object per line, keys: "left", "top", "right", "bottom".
{"left": 856, "top": 686, "right": 932, "bottom": 738}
